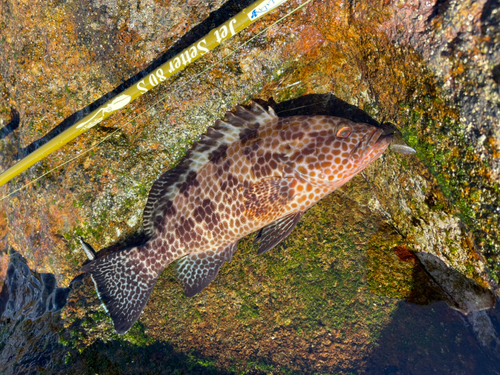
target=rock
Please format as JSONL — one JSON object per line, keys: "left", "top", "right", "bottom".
{"left": 416, "top": 251, "right": 496, "bottom": 315}
{"left": 0, "top": 0, "right": 500, "bottom": 373}
{"left": 0, "top": 249, "right": 70, "bottom": 321}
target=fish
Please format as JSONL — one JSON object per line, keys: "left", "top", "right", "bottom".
{"left": 81, "top": 102, "right": 394, "bottom": 334}
{"left": 389, "top": 130, "right": 416, "bottom": 155}
{"left": 390, "top": 143, "right": 416, "bottom": 155}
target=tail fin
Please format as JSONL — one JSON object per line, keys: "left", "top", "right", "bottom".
{"left": 81, "top": 246, "right": 158, "bottom": 334}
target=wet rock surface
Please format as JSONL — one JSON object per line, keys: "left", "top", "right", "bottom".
{"left": 416, "top": 251, "right": 496, "bottom": 315}
{"left": 0, "top": 248, "right": 69, "bottom": 374}
{"left": 0, "top": 0, "right": 500, "bottom": 373}
{"left": 0, "top": 249, "right": 70, "bottom": 321}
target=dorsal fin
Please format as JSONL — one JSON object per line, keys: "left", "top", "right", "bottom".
{"left": 254, "top": 211, "right": 304, "bottom": 254}
{"left": 143, "top": 102, "right": 277, "bottom": 238}
{"left": 175, "top": 241, "right": 238, "bottom": 297}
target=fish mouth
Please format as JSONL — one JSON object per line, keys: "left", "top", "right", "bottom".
{"left": 360, "top": 128, "right": 394, "bottom": 160}
{"left": 349, "top": 126, "right": 394, "bottom": 163}
{"left": 375, "top": 133, "right": 394, "bottom": 146}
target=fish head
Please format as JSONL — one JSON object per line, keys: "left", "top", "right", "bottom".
{"left": 290, "top": 117, "right": 393, "bottom": 186}
{"left": 346, "top": 121, "right": 394, "bottom": 169}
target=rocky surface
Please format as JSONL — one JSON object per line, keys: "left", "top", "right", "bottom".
{"left": 1, "top": 0, "right": 500, "bottom": 373}
{"left": 0, "top": 249, "right": 70, "bottom": 321}
{"left": 0, "top": 248, "right": 70, "bottom": 374}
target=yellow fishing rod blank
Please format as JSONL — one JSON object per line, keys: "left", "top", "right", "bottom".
{"left": 0, "top": 0, "right": 290, "bottom": 189}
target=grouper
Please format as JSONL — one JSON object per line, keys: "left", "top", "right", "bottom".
{"left": 81, "top": 102, "right": 395, "bottom": 334}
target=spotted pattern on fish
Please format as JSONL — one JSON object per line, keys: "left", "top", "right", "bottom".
{"left": 81, "top": 102, "right": 393, "bottom": 334}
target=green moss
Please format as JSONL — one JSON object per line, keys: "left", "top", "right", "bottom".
{"left": 249, "top": 360, "right": 275, "bottom": 372}
{"left": 400, "top": 113, "right": 476, "bottom": 225}
{"left": 237, "top": 194, "right": 399, "bottom": 339}
{"left": 276, "top": 84, "right": 307, "bottom": 102}
{"left": 123, "top": 322, "right": 155, "bottom": 347}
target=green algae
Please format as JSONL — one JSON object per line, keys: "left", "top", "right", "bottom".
{"left": 58, "top": 176, "right": 409, "bottom": 373}
{"left": 399, "top": 112, "right": 473, "bottom": 221}
{"left": 395, "top": 100, "right": 498, "bottom": 280}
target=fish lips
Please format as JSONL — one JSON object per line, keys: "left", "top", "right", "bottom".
{"left": 369, "top": 127, "right": 394, "bottom": 149}
{"left": 375, "top": 132, "right": 395, "bottom": 147}
{"left": 361, "top": 129, "right": 394, "bottom": 161}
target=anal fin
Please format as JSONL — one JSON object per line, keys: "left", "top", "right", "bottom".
{"left": 254, "top": 211, "right": 304, "bottom": 255}
{"left": 175, "top": 241, "right": 238, "bottom": 297}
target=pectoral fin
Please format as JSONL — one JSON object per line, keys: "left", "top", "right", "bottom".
{"left": 175, "top": 241, "right": 238, "bottom": 297}
{"left": 254, "top": 211, "right": 304, "bottom": 255}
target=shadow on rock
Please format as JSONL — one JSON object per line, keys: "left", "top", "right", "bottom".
{"left": 363, "top": 248, "right": 500, "bottom": 374}
{"left": 0, "top": 249, "right": 70, "bottom": 321}
{"left": 0, "top": 247, "right": 71, "bottom": 375}
{"left": 58, "top": 333, "right": 232, "bottom": 375}
{"left": 415, "top": 251, "right": 496, "bottom": 315}
{"left": 362, "top": 298, "right": 500, "bottom": 375}
{"left": 261, "top": 93, "right": 381, "bottom": 126}
{"left": 0, "top": 108, "right": 19, "bottom": 140}
{"left": 0, "top": 247, "right": 234, "bottom": 374}
{"left": 415, "top": 251, "right": 500, "bottom": 352}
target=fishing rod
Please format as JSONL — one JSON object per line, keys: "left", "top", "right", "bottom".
{"left": 0, "top": 0, "right": 294, "bottom": 190}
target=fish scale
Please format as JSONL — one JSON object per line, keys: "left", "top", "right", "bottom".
{"left": 81, "top": 102, "right": 394, "bottom": 334}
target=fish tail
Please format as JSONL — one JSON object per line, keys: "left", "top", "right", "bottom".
{"left": 80, "top": 245, "right": 163, "bottom": 334}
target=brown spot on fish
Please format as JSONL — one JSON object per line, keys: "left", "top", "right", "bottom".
{"left": 274, "top": 118, "right": 287, "bottom": 130}
{"left": 223, "top": 159, "right": 232, "bottom": 172}
{"left": 193, "top": 206, "right": 206, "bottom": 223}
{"left": 303, "top": 145, "right": 315, "bottom": 156}
{"left": 209, "top": 143, "right": 228, "bottom": 164}
{"left": 179, "top": 171, "right": 200, "bottom": 197}
{"left": 227, "top": 174, "right": 238, "bottom": 189}
{"left": 292, "top": 131, "right": 305, "bottom": 140}
{"left": 239, "top": 126, "right": 259, "bottom": 144}
{"left": 165, "top": 200, "right": 177, "bottom": 217}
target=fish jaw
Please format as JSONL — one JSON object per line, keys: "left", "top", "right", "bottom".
{"left": 360, "top": 129, "right": 394, "bottom": 165}
{"left": 317, "top": 129, "right": 392, "bottom": 193}
{"left": 348, "top": 126, "right": 392, "bottom": 164}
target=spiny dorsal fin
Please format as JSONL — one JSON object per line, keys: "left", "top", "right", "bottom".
{"left": 143, "top": 102, "right": 277, "bottom": 238}
{"left": 175, "top": 241, "right": 238, "bottom": 297}
{"left": 254, "top": 211, "right": 304, "bottom": 255}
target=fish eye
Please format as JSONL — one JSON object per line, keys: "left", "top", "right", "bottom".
{"left": 337, "top": 126, "right": 351, "bottom": 138}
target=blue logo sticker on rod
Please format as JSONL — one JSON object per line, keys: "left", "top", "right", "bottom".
{"left": 249, "top": 0, "right": 287, "bottom": 20}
